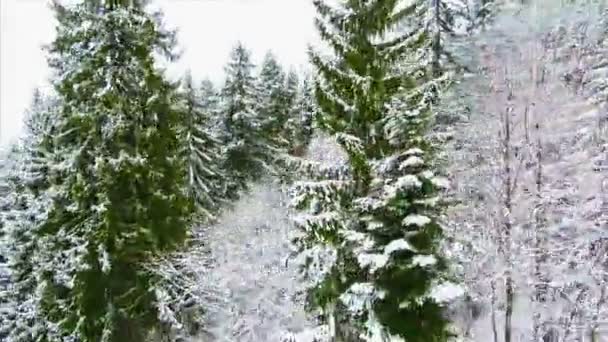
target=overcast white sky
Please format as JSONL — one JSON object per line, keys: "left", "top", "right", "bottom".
{"left": 0, "top": 0, "right": 318, "bottom": 146}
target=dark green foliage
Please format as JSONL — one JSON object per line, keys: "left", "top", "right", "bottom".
{"left": 34, "top": 3, "right": 192, "bottom": 341}
{"left": 292, "top": 0, "right": 455, "bottom": 339}
{"left": 220, "top": 43, "right": 278, "bottom": 197}
{"left": 180, "top": 72, "right": 226, "bottom": 220}
{"left": 257, "top": 51, "right": 287, "bottom": 140}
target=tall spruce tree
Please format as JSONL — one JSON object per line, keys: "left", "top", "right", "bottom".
{"left": 34, "top": 1, "right": 191, "bottom": 340}
{"left": 180, "top": 72, "right": 225, "bottom": 220}
{"left": 199, "top": 79, "right": 221, "bottom": 128}
{"left": 282, "top": 68, "right": 303, "bottom": 154}
{"left": 296, "top": 76, "right": 317, "bottom": 151}
{"left": 199, "top": 79, "right": 226, "bottom": 149}
{"left": 257, "top": 51, "right": 287, "bottom": 140}
{"left": 291, "top": 0, "right": 455, "bottom": 340}
{"left": 0, "top": 90, "right": 59, "bottom": 341}
{"left": 220, "top": 43, "right": 276, "bottom": 196}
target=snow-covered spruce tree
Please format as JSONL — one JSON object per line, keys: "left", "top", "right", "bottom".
{"left": 220, "top": 43, "right": 278, "bottom": 198}
{"left": 0, "top": 89, "right": 60, "bottom": 341}
{"left": 283, "top": 68, "right": 304, "bottom": 154}
{"left": 179, "top": 71, "right": 226, "bottom": 221}
{"left": 0, "top": 150, "right": 10, "bottom": 342}
{"left": 392, "top": 0, "right": 468, "bottom": 77}
{"left": 291, "top": 0, "right": 457, "bottom": 340}
{"left": 35, "top": 1, "right": 192, "bottom": 340}
{"left": 257, "top": 51, "right": 288, "bottom": 141}
{"left": 199, "top": 79, "right": 222, "bottom": 133}
{"left": 293, "top": 76, "right": 317, "bottom": 155}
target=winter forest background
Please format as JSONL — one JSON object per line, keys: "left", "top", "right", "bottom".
{"left": 0, "top": 0, "right": 607, "bottom": 341}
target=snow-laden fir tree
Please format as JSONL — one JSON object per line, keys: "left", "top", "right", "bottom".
{"left": 291, "top": 0, "right": 458, "bottom": 341}
{"left": 179, "top": 71, "right": 226, "bottom": 221}
{"left": 0, "top": 89, "right": 60, "bottom": 341}
{"left": 257, "top": 51, "right": 288, "bottom": 141}
{"left": 0, "top": 150, "right": 10, "bottom": 342}
{"left": 220, "top": 43, "right": 278, "bottom": 197}
{"left": 199, "top": 79, "right": 222, "bottom": 134}
{"left": 293, "top": 76, "right": 317, "bottom": 155}
{"left": 34, "top": 1, "right": 192, "bottom": 340}
{"left": 283, "top": 69, "right": 303, "bottom": 154}
{"left": 390, "top": 0, "right": 469, "bottom": 77}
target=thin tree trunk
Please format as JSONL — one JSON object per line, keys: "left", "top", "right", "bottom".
{"left": 532, "top": 121, "right": 546, "bottom": 342}
{"left": 524, "top": 105, "right": 530, "bottom": 144}
{"left": 562, "top": 287, "right": 588, "bottom": 342}
{"left": 503, "top": 77, "right": 514, "bottom": 342}
{"left": 491, "top": 279, "right": 499, "bottom": 342}
{"left": 589, "top": 286, "right": 606, "bottom": 342}
{"left": 432, "top": 0, "right": 441, "bottom": 77}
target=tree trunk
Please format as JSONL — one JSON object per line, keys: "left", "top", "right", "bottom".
{"left": 491, "top": 279, "right": 499, "bottom": 342}
{"left": 503, "top": 78, "right": 514, "bottom": 342}
{"left": 532, "top": 121, "right": 547, "bottom": 342}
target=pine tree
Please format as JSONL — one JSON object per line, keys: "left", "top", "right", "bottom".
{"left": 291, "top": 1, "right": 456, "bottom": 340}
{"left": 34, "top": 1, "right": 192, "bottom": 340}
{"left": 220, "top": 43, "right": 277, "bottom": 197}
{"left": 0, "top": 151, "right": 9, "bottom": 342}
{"left": 257, "top": 51, "right": 287, "bottom": 140}
{"left": 297, "top": 76, "right": 317, "bottom": 151}
{"left": 0, "top": 89, "right": 59, "bottom": 341}
{"left": 180, "top": 71, "right": 226, "bottom": 221}
{"left": 283, "top": 69, "right": 303, "bottom": 154}
{"left": 199, "top": 79, "right": 221, "bottom": 130}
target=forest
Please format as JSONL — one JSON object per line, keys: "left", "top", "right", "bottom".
{"left": 0, "top": 0, "right": 607, "bottom": 341}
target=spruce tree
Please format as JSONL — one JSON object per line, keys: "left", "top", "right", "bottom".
{"left": 0, "top": 150, "right": 9, "bottom": 342}
{"left": 199, "top": 79, "right": 221, "bottom": 129}
{"left": 296, "top": 76, "right": 317, "bottom": 152}
{"left": 220, "top": 43, "right": 276, "bottom": 196}
{"left": 180, "top": 72, "right": 225, "bottom": 220}
{"left": 292, "top": 1, "right": 455, "bottom": 340}
{"left": 283, "top": 69, "right": 303, "bottom": 154}
{"left": 35, "top": 1, "right": 191, "bottom": 340}
{"left": 257, "top": 51, "right": 287, "bottom": 140}
{"left": 0, "top": 90, "right": 59, "bottom": 341}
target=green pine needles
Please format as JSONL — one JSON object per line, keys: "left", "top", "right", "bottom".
{"left": 291, "top": 0, "right": 458, "bottom": 340}
{"left": 33, "top": 2, "right": 192, "bottom": 340}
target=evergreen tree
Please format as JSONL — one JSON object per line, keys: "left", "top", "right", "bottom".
{"left": 0, "top": 150, "right": 9, "bottom": 342}
{"left": 283, "top": 69, "right": 303, "bottom": 154}
{"left": 284, "top": 69, "right": 300, "bottom": 111}
{"left": 199, "top": 79, "right": 221, "bottom": 128}
{"left": 34, "top": 1, "right": 192, "bottom": 340}
{"left": 395, "top": 0, "right": 468, "bottom": 77}
{"left": 297, "top": 76, "right": 317, "bottom": 151}
{"left": 220, "top": 43, "right": 277, "bottom": 197}
{"left": 257, "top": 51, "right": 287, "bottom": 140}
{"left": 291, "top": 0, "right": 455, "bottom": 340}
{"left": 0, "top": 90, "right": 59, "bottom": 341}
{"left": 199, "top": 79, "right": 226, "bottom": 149}
{"left": 180, "top": 72, "right": 226, "bottom": 220}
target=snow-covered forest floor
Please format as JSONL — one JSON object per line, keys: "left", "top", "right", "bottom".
{"left": 195, "top": 182, "right": 307, "bottom": 341}
{"left": 149, "top": 135, "right": 346, "bottom": 342}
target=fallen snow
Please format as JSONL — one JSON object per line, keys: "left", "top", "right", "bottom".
{"left": 401, "top": 214, "right": 431, "bottom": 227}
{"left": 411, "top": 255, "right": 437, "bottom": 267}
{"left": 384, "top": 238, "right": 416, "bottom": 254}
{"left": 429, "top": 281, "right": 465, "bottom": 304}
